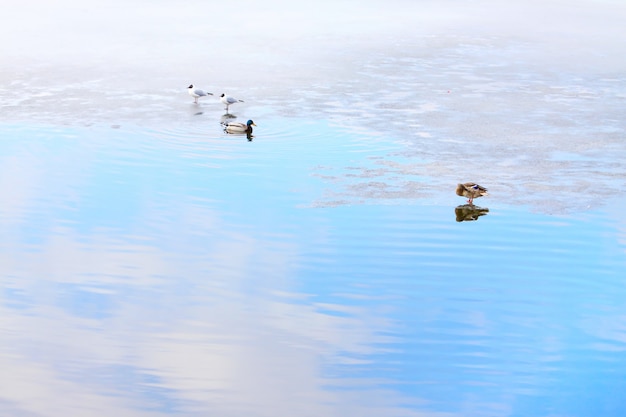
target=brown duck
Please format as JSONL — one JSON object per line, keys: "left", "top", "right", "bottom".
{"left": 456, "top": 182, "right": 488, "bottom": 204}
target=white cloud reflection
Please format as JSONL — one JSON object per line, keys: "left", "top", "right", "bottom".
{"left": 0, "top": 232, "right": 426, "bottom": 416}
{"left": 0, "top": 140, "right": 426, "bottom": 416}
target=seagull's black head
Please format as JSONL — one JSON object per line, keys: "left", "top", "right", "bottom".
{"left": 188, "top": 84, "right": 193, "bottom": 88}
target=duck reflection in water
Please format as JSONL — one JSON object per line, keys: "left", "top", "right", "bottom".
{"left": 455, "top": 204, "right": 489, "bottom": 222}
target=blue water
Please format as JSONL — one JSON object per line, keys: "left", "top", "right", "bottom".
{"left": 1, "top": 118, "right": 625, "bottom": 417}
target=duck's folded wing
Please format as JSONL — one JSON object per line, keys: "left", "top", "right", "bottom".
{"left": 469, "top": 183, "right": 487, "bottom": 192}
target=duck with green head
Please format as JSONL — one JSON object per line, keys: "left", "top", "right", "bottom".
{"left": 224, "top": 119, "right": 256, "bottom": 134}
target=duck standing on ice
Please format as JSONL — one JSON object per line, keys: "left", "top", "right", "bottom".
{"left": 456, "top": 183, "right": 488, "bottom": 205}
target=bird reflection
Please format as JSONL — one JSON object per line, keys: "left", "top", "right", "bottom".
{"left": 220, "top": 113, "right": 237, "bottom": 124}
{"left": 223, "top": 130, "right": 253, "bottom": 142}
{"left": 455, "top": 204, "right": 489, "bottom": 222}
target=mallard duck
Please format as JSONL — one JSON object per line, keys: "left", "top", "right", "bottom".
{"left": 188, "top": 84, "right": 213, "bottom": 103}
{"left": 220, "top": 93, "right": 244, "bottom": 112}
{"left": 456, "top": 182, "right": 488, "bottom": 204}
{"left": 224, "top": 119, "right": 256, "bottom": 134}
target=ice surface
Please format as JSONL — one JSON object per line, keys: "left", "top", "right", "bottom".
{"left": 1, "top": 0, "right": 625, "bottom": 213}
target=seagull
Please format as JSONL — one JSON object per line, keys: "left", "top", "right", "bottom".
{"left": 188, "top": 84, "right": 213, "bottom": 104}
{"left": 220, "top": 94, "right": 244, "bottom": 112}
{"left": 456, "top": 182, "right": 489, "bottom": 205}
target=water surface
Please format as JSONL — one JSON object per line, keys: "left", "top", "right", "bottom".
{"left": 1, "top": 118, "right": 625, "bottom": 416}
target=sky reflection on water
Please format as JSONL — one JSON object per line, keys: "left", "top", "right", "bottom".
{"left": 1, "top": 122, "right": 625, "bottom": 416}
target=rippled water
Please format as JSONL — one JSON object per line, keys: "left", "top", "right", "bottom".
{"left": 2, "top": 0, "right": 626, "bottom": 416}
{"left": 2, "top": 115, "right": 626, "bottom": 416}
